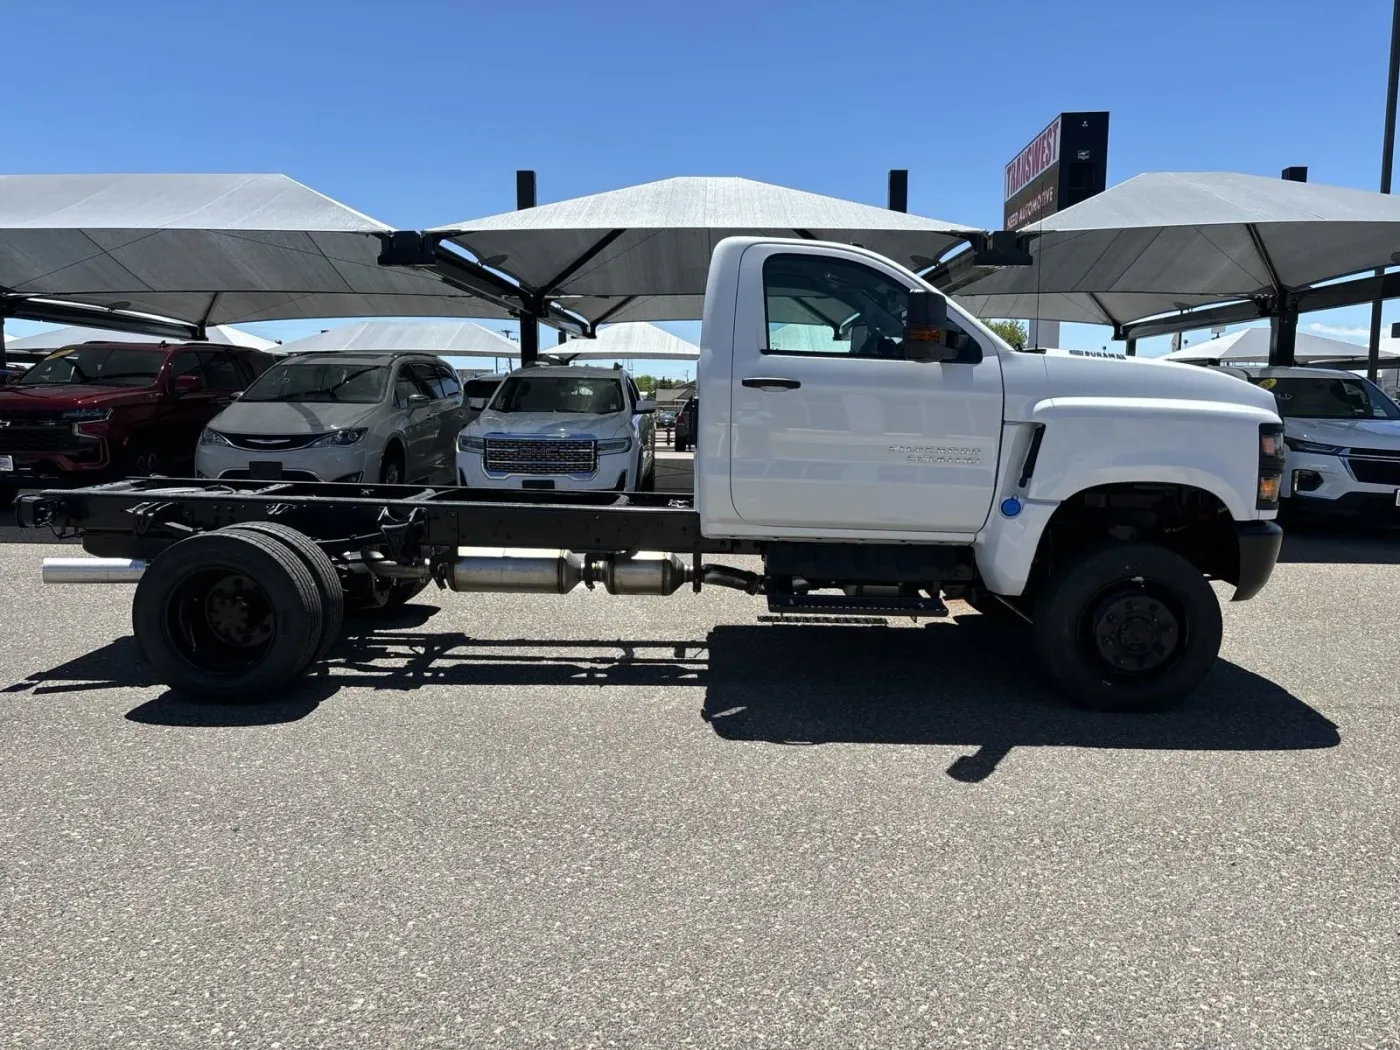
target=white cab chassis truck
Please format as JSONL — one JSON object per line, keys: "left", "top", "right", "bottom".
{"left": 22, "top": 238, "right": 1286, "bottom": 712}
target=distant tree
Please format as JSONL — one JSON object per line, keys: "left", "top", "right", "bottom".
{"left": 985, "top": 319, "right": 1029, "bottom": 348}
{"left": 657, "top": 377, "right": 676, "bottom": 389}
{"left": 634, "top": 374, "right": 657, "bottom": 394}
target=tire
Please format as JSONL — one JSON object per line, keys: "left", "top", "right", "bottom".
{"left": 344, "top": 570, "right": 428, "bottom": 615}
{"left": 1032, "top": 541, "right": 1222, "bottom": 713}
{"left": 132, "top": 530, "right": 324, "bottom": 700}
{"left": 379, "top": 445, "right": 405, "bottom": 485}
{"left": 637, "top": 453, "right": 656, "bottom": 492}
{"left": 123, "top": 442, "right": 163, "bottom": 478}
{"left": 0, "top": 484, "right": 16, "bottom": 510}
{"left": 220, "top": 523, "right": 344, "bottom": 665}
{"left": 383, "top": 578, "right": 429, "bottom": 607}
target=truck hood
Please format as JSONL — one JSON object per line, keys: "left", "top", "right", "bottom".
{"left": 208, "top": 400, "right": 377, "bottom": 435}
{"left": 1031, "top": 352, "right": 1279, "bottom": 415}
{"left": 468, "top": 410, "right": 632, "bottom": 439}
{"left": 1284, "top": 416, "right": 1400, "bottom": 449}
{"left": 0, "top": 384, "right": 155, "bottom": 411}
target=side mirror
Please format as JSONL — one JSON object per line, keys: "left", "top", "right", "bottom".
{"left": 406, "top": 393, "right": 431, "bottom": 407}
{"left": 635, "top": 399, "right": 657, "bottom": 414}
{"left": 468, "top": 397, "right": 488, "bottom": 411}
{"left": 904, "top": 289, "right": 982, "bottom": 364}
{"left": 173, "top": 373, "right": 204, "bottom": 394}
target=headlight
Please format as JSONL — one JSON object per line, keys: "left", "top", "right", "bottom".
{"left": 1284, "top": 437, "right": 1342, "bottom": 455}
{"left": 597, "top": 437, "right": 632, "bottom": 453}
{"left": 199, "top": 428, "right": 232, "bottom": 447}
{"left": 62, "top": 408, "right": 111, "bottom": 422}
{"left": 458, "top": 434, "right": 485, "bottom": 452}
{"left": 306, "top": 428, "right": 367, "bottom": 448}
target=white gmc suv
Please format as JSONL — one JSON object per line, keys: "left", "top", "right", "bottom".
{"left": 457, "top": 365, "right": 657, "bottom": 491}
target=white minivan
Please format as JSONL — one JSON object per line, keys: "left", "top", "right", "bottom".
{"left": 457, "top": 365, "right": 656, "bottom": 491}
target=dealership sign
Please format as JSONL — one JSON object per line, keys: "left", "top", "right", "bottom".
{"left": 1002, "top": 112, "right": 1109, "bottom": 230}
{"left": 1005, "top": 117, "right": 1062, "bottom": 202}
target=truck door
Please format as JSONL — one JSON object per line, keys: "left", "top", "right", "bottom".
{"left": 728, "top": 244, "right": 1003, "bottom": 535}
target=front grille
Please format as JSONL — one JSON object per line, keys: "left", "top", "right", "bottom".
{"left": 0, "top": 410, "right": 69, "bottom": 425}
{"left": 222, "top": 433, "right": 321, "bottom": 452}
{"left": 483, "top": 437, "right": 597, "bottom": 476}
{"left": 1346, "top": 446, "right": 1400, "bottom": 461}
{"left": 0, "top": 422, "right": 86, "bottom": 454}
{"left": 1346, "top": 456, "right": 1400, "bottom": 485}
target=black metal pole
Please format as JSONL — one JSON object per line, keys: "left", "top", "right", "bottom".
{"left": 1369, "top": 0, "right": 1400, "bottom": 381}
{"left": 516, "top": 169, "right": 540, "bottom": 366}
{"left": 0, "top": 314, "right": 7, "bottom": 370}
{"left": 888, "top": 169, "right": 908, "bottom": 212}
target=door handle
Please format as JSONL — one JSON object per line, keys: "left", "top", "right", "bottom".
{"left": 741, "top": 377, "right": 801, "bottom": 391}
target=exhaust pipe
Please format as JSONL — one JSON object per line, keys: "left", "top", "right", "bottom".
{"left": 42, "top": 557, "right": 147, "bottom": 584}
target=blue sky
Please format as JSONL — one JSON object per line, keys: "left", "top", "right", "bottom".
{"left": 4, "top": 0, "right": 1397, "bottom": 374}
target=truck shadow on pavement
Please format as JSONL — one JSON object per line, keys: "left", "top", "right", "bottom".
{"left": 6, "top": 607, "right": 1339, "bottom": 781}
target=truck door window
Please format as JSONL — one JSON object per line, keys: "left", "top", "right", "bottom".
{"left": 762, "top": 253, "right": 929, "bottom": 360}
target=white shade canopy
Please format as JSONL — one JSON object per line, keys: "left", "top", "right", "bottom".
{"left": 273, "top": 320, "right": 521, "bottom": 357}
{"left": 1160, "top": 327, "right": 1400, "bottom": 363}
{"left": 433, "top": 176, "right": 979, "bottom": 324}
{"left": 956, "top": 172, "right": 1400, "bottom": 328}
{"left": 0, "top": 174, "right": 508, "bottom": 330}
{"left": 4, "top": 323, "right": 276, "bottom": 352}
{"left": 557, "top": 323, "right": 698, "bottom": 361}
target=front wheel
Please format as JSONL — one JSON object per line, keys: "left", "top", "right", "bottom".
{"left": 1032, "top": 541, "right": 1222, "bottom": 712}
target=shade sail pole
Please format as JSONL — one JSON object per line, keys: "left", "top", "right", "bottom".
{"left": 1369, "top": 0, "right": 1400, "bottom": 381}
{"left": 516, "top": 170, "right": 539, "bottom": 366}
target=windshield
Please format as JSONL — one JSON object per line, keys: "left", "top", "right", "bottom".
{"left": 240, "top": 362, "right": 389, "bottom": 404}
{"left": 464, "top": 379, "right": 502, "bottom": 400}
{"left": 492, "top": 375, "right": 625, "bottom": 415}
{"left": 17, "top": 347, "right": 165, "bottom": 388}
{"left": 1252, "top": 376, "right": 1400, "bottom": 420}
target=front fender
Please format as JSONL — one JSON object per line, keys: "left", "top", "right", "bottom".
{"left": 1025, "top": 396, "right": 1277, "bottom": 520}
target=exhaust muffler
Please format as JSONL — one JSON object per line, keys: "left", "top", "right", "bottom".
{"left": 448, "top": 548, "right": 696, "bottom": 596}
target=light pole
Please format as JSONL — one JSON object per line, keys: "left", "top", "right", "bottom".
{"left": 1366, "top": 0, "right": 1400, "bottom": 380}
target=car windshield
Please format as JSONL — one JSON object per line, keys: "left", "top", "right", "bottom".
{"left": 464, "top": 379, "right": 502, "bottom": 400}
{"left": 17, "top": 347, "right": 165, "bottom": 388}
{"left": 1252, "top": 376, "right": 1400, "bottom": 420}
{"left": 240, "top": 362, "right": 389, "bottom": 404}
{"left": 492, "top": 375, "right": 625, "bottom": 414}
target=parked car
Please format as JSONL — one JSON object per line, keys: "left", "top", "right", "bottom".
{"left": 673, "top": 396, "right": 697, "bottom": 452}
{"left": 1222, "top": 365, "right": 1400, "bottom": 518}
{"left": 462, "top": 372, "right": 507, "bottom": 426}
{"left": 457, "top": 365, "right": 656, "bottom": 491}
{"left": 197, "top": 351, "right": 464, "bottom": 485}
{"left": 0, "top": 341, "right": 275, "bottom": 497}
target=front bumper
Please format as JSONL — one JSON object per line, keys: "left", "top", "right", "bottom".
{"left": 1233, "top": 520, "right": 1283, "bottom": 602}
{"left": 1281, "top": 450, "right": 1400, "bottom": 518}
{"left": 195, "top": 442, "right": 374, "bottom": 483}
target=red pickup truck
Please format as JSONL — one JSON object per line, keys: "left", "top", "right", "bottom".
{"left": 0, "top": 341, "right": 275, "bottom": 501}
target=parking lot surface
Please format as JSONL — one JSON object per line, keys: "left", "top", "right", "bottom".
{"left": 0, "top": 529, "right": 1397, "bottom": 1049}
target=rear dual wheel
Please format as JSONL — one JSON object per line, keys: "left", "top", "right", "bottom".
{"left": 132, "top": 525, "right": 346, "bottom": 700}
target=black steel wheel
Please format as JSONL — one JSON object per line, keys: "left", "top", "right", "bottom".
{"left": 132, "top": 531, "right": 323, "bottom": 700}
{"left": 1032, "top": 541, "right": 1222, "bottom": 712}
{"left": 220, "top": 523, "right": 345, "bottom": 665}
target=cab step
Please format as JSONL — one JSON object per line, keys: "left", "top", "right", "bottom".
{"left": 766, "top": 593, "right": 949, "bottom": 617}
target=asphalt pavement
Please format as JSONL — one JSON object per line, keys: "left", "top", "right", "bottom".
{"left": 1, "top": 500, "right": 1398, "bottom": 1047}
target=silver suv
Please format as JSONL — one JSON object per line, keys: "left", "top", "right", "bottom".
{"left": 196, "top": 351, "right": 464, "bottom": 485}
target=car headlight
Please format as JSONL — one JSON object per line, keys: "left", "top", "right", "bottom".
{"left": 458, "top": 434, "right": 485, "bottom": 452}
{"left": 1284, "top": 437, "right": 1343, "bottom": 455}
{"left": 62, "top": 408, "right": 111, "bottom": 422}
{"left": 597, "top": 437, "right": 632, "bottom": 453}
{"left": 199, "top": 427, "right": 232, "bottom": 447}
{"left": 306, "top": 428, "right": 367, "bottom": 448}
